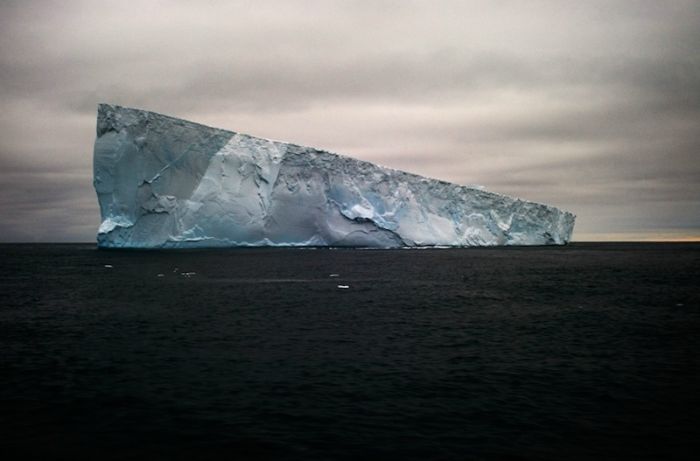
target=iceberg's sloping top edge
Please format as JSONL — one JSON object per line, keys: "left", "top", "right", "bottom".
{"left": 96, "top": 103, "right": 575, "bottom": 218}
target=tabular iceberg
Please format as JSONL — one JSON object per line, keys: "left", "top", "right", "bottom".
{"left": 93, "top": 104, "right": 575, "bottom": 248}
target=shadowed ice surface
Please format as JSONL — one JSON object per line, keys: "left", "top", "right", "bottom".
{"left": 1, "top": 243, "right": 699, "bottom": 460}
{"left": 94, "top": 104, "right": 575, "bottom": 248}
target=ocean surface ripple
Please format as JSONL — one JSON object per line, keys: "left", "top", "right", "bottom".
{"left": 1, "top": 243, "right": 699, "bottom": 460}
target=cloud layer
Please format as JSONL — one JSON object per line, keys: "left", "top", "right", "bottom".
{"left": 1, "top": 0, "right": 698, "bottom": 241}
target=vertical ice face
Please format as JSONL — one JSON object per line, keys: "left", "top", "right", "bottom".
{"left": 93, "top": 104, "right": 575, "bottom": 248}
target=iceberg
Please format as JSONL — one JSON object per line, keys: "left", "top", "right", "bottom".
{"left": 93, "top": 104, "right": 575, "bottom": 248}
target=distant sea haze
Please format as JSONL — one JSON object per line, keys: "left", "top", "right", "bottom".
{"left": 1, "top": 243, "right": 699, "bottom": 460}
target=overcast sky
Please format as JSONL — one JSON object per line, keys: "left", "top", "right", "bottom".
{"left": 1, "top": 0, "right": 698, "bottom": 242}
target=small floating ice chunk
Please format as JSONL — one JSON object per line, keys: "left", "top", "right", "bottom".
{"left": 157, "top": 273, "right": 165, "bottom": 277}
{"left": 337, "top": 285, "right": 349, "bottom": 289}
{"left": 104, "top": 264, "right": 113, "bottom": 268}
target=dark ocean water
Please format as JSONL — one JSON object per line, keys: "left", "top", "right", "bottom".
{"left": 1, "top": 243, "right": 699, "bottom": 460}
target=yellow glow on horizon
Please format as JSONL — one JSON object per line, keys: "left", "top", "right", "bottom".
{"left": 573, "top": 232, "right": 700, "bottom": 242}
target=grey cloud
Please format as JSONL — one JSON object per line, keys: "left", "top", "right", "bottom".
{"left": 0, "top": 0, "right": 698, "bottom": 241}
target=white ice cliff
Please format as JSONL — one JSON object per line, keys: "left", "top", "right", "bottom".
{"left": 93, "top": 104, "right": 575, "bottom": 248}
